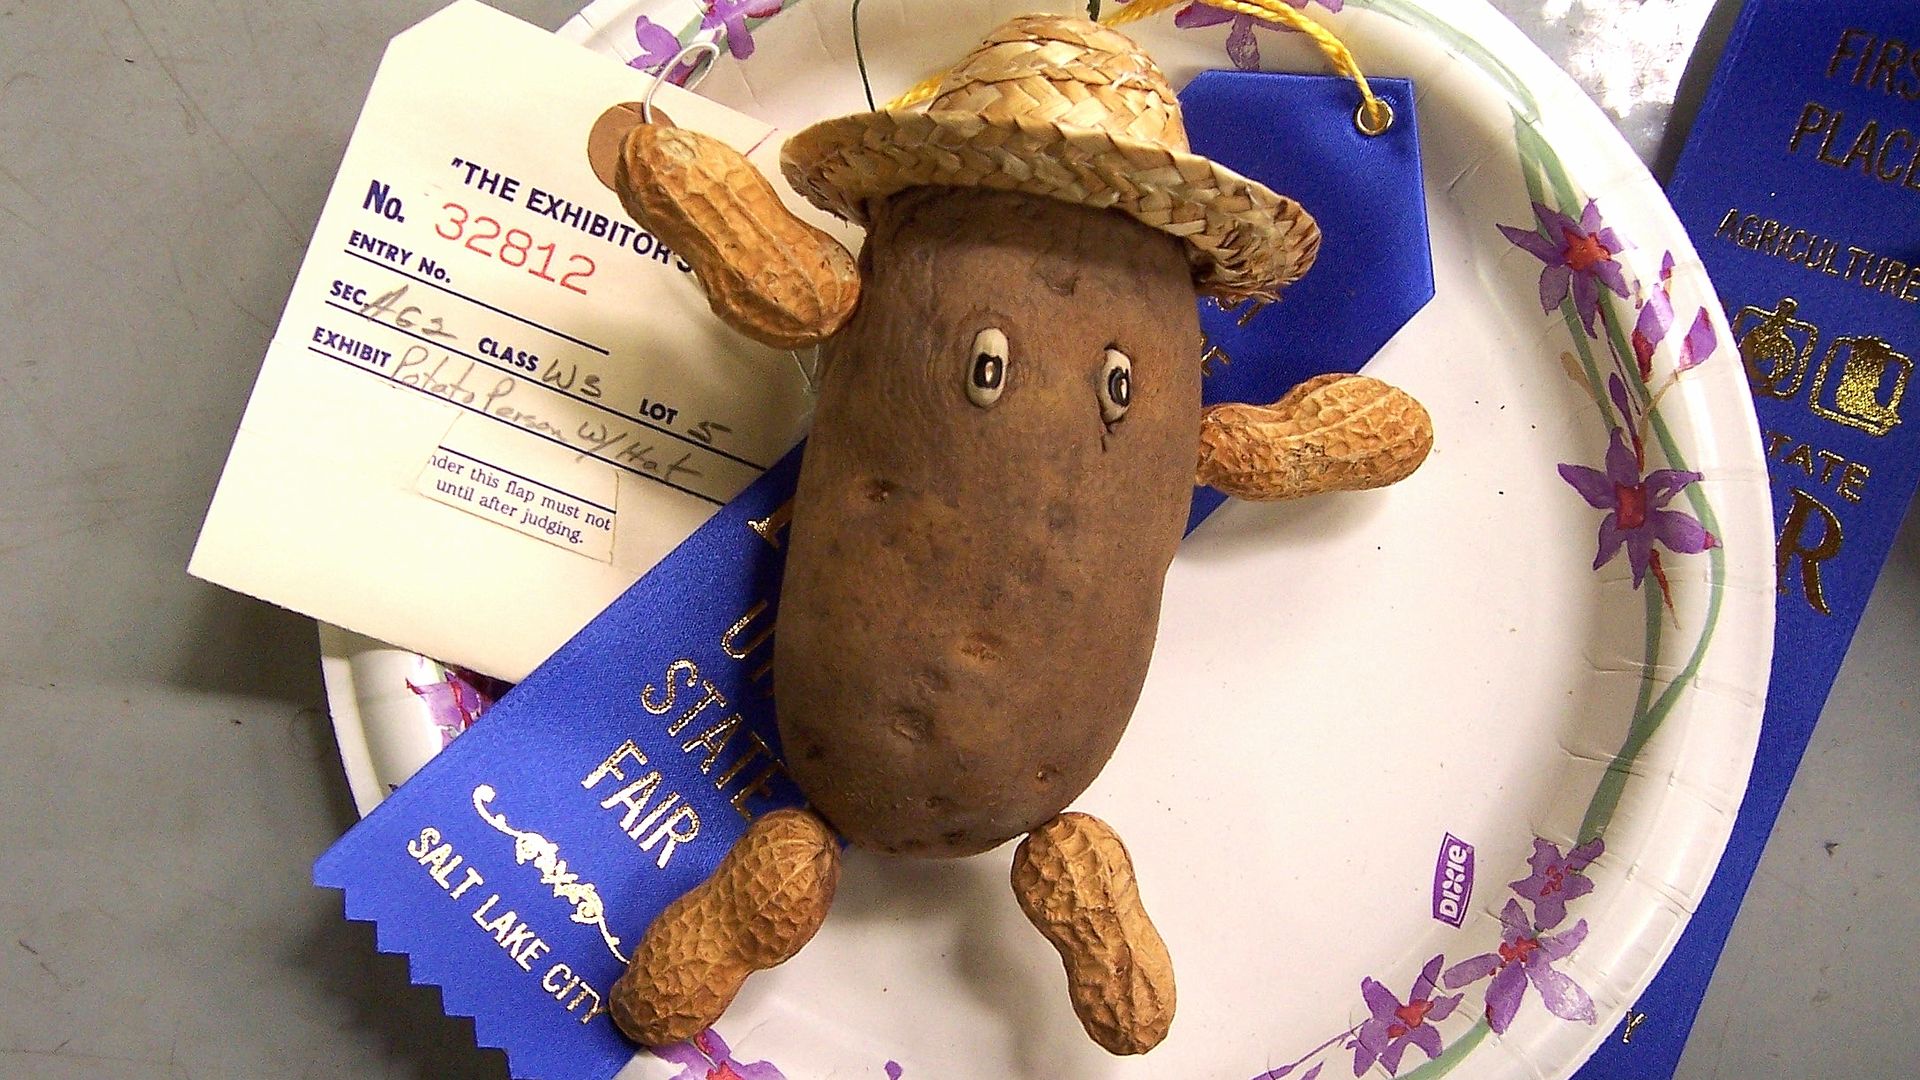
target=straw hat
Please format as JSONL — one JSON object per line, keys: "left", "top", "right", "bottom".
{"left": 780, "top": 13, "right": 1320, "bottom": 302}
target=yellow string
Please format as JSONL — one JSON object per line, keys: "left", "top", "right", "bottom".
{"left": 882, "top": 0, "right": 1391, "bottom": 133}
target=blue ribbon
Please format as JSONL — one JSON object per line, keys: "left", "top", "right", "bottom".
{"left": 1578, "top": 2, "right": 1920, "bottom": 1075}
{"left": 316, "top": 450, "right": 809, "bottom": 1080}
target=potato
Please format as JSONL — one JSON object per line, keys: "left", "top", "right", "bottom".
{"left": 774, "top": 188, "right": 1202, "bottom": 857}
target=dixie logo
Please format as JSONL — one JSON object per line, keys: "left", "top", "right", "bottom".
{"left": 1431, "top": 833, "right": 1475, "bottom": 928}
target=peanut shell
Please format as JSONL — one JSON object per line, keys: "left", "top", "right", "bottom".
{"left": 616, "top": 123, "right": 860, "bottom": 349}
{"left": 1012, "top": 812, "right": 1176, "bottom": 1055}
{"left": 609, "top": 808, "right": 839, "bottom": 1046}
{"left": 1196, "top": 373, "right": 1433, "bottom": 500}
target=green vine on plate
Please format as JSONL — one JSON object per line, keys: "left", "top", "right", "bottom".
{"left": 1256, "top": 4, "right": 1731, "bottom": 1078}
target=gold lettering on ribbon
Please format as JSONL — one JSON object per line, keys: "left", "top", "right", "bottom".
{"left": 1735, "top": 297, "right": 1820, "bottom": 400}
{"left": 748, "top": 499, "right": 794, "bottom": 548}
{"left": 1812, "top": 334, "right": 1911, "bottom": 435}
{"left": 1735, "top": 299, "right": 1911, "bottom": 435}
{"left": 640, "top": 659, "right": 700, "bottom": 716}
{"left": 1199, "top": 343, "right": 1232, "bottom": 377}
{"left": 1777, "top": 488, "right": 1845, "bottom": 616}
{"left": 473, "top": 784, "right": 628, "bottom": 963}
{"left": 720, "top": 599, "right": 774, "bottom": 661}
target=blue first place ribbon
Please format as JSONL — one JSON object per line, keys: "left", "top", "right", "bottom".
{"left": 1575, "top": 1, "right": 1920, "bottom": 1076}
{"left": 315, "top": 70, "right": 1432, "bottom": 1080}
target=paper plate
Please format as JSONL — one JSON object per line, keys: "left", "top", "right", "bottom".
{"left": 319, "top": 623, "right": 512, "bottom": 816}
{"left": 324, "top": 2, "right": 1774, "bottom": 1077}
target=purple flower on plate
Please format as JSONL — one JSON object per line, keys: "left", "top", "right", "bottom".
{"left": 1674, "top": 309, "right": 1716, "bottom": 373}
{"left": 1350, "top": 955, "right": 1462, "bottom": 1076}
{"left": 1630, "top": 253, "right": 1676, "bottom": 380}
{"left": 651, "top": 1027, "right": 787, "bottom": 1080}
{"left": 1443, "top": 900, "right": 1596, "bottom": 1034}
{"left": 1173, "top": 0, "right": 1342, "bottom": 71}
{"left": 1499, "top": 200, "right": 1629, "bottom": 337}
{"left": 1558, "top": 428, "right": 1714, "bottom": 589}
{"left": 1509, "top": 837, "right": 1603, "bottom": 930}
{"left": 405, "top": 665, "right": 506, "bottom": 747}
{"left": 703, "top": 0, "right": 785, "bottom": 61}
{"left": 630, "top": 16, "right": 701, "bottom": 83}
{"left": 1630, "top": 253, "right": 1717, "bottom": 380}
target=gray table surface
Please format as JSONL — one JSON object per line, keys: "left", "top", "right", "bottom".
{"left": 2, "top": 2, "right": 1914, "bottom": 1077}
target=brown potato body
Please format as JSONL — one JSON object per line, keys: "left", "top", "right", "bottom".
{"left": 774, "top": 188, "right": 1201, "bottom": 857}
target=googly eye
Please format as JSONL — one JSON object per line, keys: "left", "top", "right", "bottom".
{"left": 1099, "top": 348, "right": 1132, "bottom": 423}
{"left": 968, "top": 328, "right": 1008, "bottom": 408}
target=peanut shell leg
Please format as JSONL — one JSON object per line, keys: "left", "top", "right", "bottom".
{"left": 1011, "top": 812, "right": 1175, "bottom": 1055}
{"left": 1196, "top": 373, "right": 1433, "bottom": 501}
{"left": 610, "top": 807, "right": 839, "bottom": 1045}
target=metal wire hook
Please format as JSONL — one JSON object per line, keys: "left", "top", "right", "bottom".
{"left": 790, "top": 348, "right": 821, "bottom": 395}
{"left": 640, "top": 40, "right": 723, "bottom": 124}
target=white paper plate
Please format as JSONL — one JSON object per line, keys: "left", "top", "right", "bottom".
{"left": 319, "top": 623, "right": 511, "bottom": 816}
{"left": 325, "top": 2, "right": 1773, "bottom": 1077}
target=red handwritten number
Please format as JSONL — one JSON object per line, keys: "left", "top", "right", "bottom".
{"left": 464, "top": 216, "right": 502, "bottom": 257}
{"left": 436, "top": 201, "right": 592, "bottom": 296}
{"left": 435, "top": 202, "right": 468, "bottom": 240}
{"left": 560, "top": 254, "right": 595, "bottom": 296}
{"left": 530, "top": 243, "right": 559, "bottom": 282}
{"left": 499, "top": 228, "right": 532, "bottom": 267}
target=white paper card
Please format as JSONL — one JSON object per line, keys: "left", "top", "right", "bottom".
{"left": 192, "top": 0, "right": 842, "bottom": 681}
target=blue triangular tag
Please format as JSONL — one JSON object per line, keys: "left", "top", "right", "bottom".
{"left": 1180, "top": 71, "right": 1433, "bottom": 529}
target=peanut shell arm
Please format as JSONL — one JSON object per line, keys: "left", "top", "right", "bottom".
{"left": 1196, "top": 373, "right": 1433, "bottom": 501}
{"left": 614, "top": 122, "right": 860, "bottom": 349}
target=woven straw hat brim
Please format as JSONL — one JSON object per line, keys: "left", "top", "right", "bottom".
{"left": 781, "top": 108, "right": 1321, "bottom": 302}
